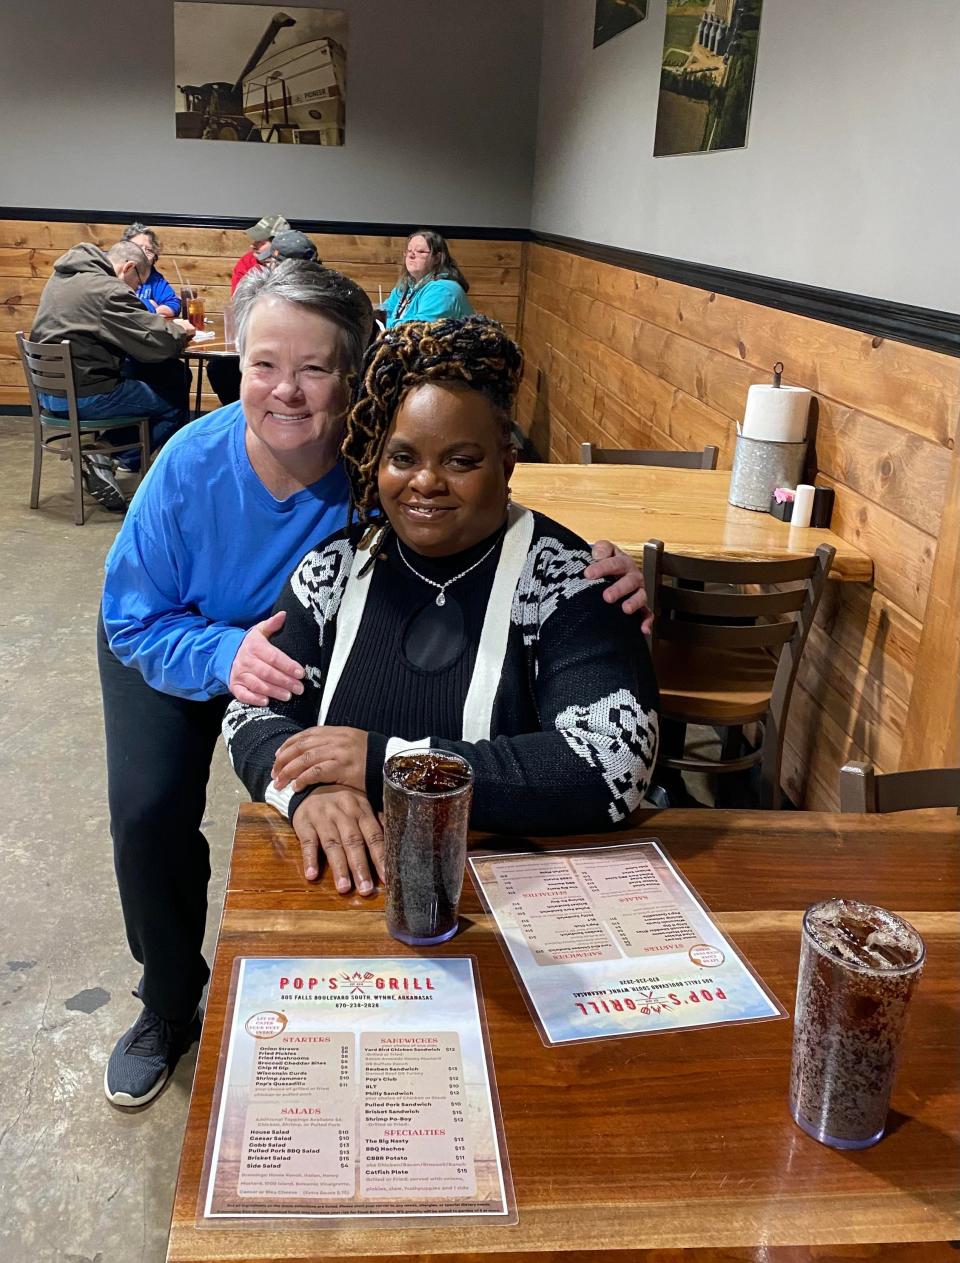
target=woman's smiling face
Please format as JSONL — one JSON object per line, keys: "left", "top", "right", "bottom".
{"left": 378, "top": 383, "right": 516, "bottom": 557}
{"left": 240, "top": 296, "right": 350, "bottom": 463}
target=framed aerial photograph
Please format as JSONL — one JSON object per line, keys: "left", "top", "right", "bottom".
{"left": 173, "top": 3, "right": 347, "bottom": 145}
{"left": 654, "top": 0, "right": 763, "bottom": 156}
{"left": 593, "top": 0, "right": 648, "bottom": 49}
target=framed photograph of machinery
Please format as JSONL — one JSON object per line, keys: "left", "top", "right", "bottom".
{"left": 593, "top": 0, "right": 648, "bottom": 49}
{"left": 654, "top": 0, "right": 763, "bottom": 157}
{"left": 173, "top": 3, "right": 347, "bottom": 145}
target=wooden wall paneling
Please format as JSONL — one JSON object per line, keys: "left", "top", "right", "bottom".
{"left": 811, "top": 399, "right": 950, "bottom": 538}
{"left": 816, "top": 474, "right": 936, "bottom": 623}
{"left": 781, "top": 679, "right": 874, "bottom": 811}
{"left": 814, "top": 581, "right": 920, "bottom": 711}
{"left": 0, "top": 219, "right": 523, "bottom": 409}
{"left": 528, "top": 244, "right": 960, "bottom": 448}
{"left": 795, "top": 626, "right": 908, "bottom": 774}
{"left": 900, "top": 413, "right": 960, "bottom": 770}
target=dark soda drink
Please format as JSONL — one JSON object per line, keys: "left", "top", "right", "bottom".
{"left": 790, "top": 897, "right": 925, "bottom": 1149}
{"left": 383, "top": 750, "right": 473, "bottom": 946}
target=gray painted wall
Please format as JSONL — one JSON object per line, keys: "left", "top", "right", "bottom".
{"left": 532, "top": 0, "right": 960, "bottom": 312}
{"left": 2, "top": 0, "right": 543, "bottom": 227}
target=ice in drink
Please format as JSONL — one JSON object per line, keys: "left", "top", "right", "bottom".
{"left": 790, "top": 897, "right": 925, "bottom": 1149}
{"left": 383, "top": 750, "right": 473, "bottom": 946}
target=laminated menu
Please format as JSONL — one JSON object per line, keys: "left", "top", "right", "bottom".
{"left": 469, "top": 841, "right": 784, "bottom": 1045}
{"left": 202, "top": 957, "right": 514, "bottom": 1223}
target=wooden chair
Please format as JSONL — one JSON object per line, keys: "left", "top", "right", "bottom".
{"left": 642, "top": 540, "right": 835, "bottom": 809}
{"left": 839, "top": 762, "right": 960, "bottom": 814}
{"left": 580, "top": 442, "right": 719, "bottom": 470}
{"left": 17, "top": 332, "right": 151, "bottom": 526}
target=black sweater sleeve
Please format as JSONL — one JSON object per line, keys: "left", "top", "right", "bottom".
{"left": 427, "top": 582, "right": 659, "bottom": 835}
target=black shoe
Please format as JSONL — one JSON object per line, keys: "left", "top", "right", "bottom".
{"left": 104, "top": 997, "right": 201, "bottom": 1108}
{"left": 81, "top": 454, "right": 126, "bottom": 513}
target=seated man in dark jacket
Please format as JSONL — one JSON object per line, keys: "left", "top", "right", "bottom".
{"left": 30, "top": 241, "right": 195, "bottom": 510}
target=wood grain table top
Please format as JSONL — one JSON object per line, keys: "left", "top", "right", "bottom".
{"left": 510, "top": 464, "right": 873, "bottom": 582}
{"left": 166, "top": 805, "right": 960, "bottom": 1262}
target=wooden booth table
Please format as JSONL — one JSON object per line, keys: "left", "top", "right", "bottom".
{"left": 510, "top": 465, "right": 872, "bottom": 582}
{"left": 167, "top": 804, "right": 959, "bottom": 1262}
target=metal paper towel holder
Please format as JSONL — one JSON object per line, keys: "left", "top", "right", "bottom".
{"left": 729, "top": 361, "right": 807, "bottom": 511}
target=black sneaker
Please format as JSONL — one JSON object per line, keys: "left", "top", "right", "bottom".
{"left": 104, "top": 998, "right": 202, "bottom": 1108}
{"left": 81, "top": 454, "right": 126, "bottom": 513}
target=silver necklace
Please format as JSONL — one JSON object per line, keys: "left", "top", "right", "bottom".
{"left": 396, "top": 537, "right": 499, "bottom": 607}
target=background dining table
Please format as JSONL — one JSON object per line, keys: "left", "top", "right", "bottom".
{"left": 165, "top": 803, "right": 959, "bottom": 1262}
{"left": 510, "top": 464, "right": 872, "bottom": 582}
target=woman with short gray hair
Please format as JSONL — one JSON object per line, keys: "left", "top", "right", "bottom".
{"left": 97, "top": 261, "right": 372, "bottom": 1109}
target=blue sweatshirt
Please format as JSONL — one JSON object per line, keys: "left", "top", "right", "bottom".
{"left": 383, "top": 277, "right": 473, "bottom": 328}
{"left": 101, "top": 402, "right": 351, "bottom": 700}
{"left": 137, "top": 268, "right": 181, "bottom": 317}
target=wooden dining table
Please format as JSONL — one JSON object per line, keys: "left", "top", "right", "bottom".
{"left": 166, "top": 803, "right": 959, "bottom": 1262}
{"left": 510, "top": 464, "right": 872, "bottom": 582}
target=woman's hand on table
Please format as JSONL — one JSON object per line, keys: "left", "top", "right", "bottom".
{"left": 229, "top": 611, "right": 306, "bottom": 706}
{"left": 272, "top": 725, "right": 368, "bottom": 792}
{"left": 291, "top": 786, "right": 385, "bottom": 893}
{"left": 585, "top": 539, "right": 653, "bottom": 632}
{"left": 172, "top": 317, "right": 196, "bottom": 341}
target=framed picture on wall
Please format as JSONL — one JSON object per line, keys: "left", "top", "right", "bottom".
{"left": 654, "top": 0, "right": 763, "bottom": 156}
{"left": 594, "top": 0, "right": 648, "bottom": 49}
{"left": 173, "top": 3, "right": 347, "bottom": 145}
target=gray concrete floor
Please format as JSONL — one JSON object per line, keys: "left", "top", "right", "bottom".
{"left": 0, "top": 415, "right": 244, "bottom": 1262}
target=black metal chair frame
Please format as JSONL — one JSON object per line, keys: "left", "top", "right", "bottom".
{"left": 839, "top": 762, "right": 960, "bottom": 814}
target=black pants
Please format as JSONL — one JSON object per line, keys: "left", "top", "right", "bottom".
{"left": 97, "top": 618, "right": 228, "bottom": 1024}
{"left": 205, "top": 358, "right": 241, "bottom": 406}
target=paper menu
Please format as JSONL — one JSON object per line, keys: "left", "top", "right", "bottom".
{"left": 470, "top": 841, "right": 784, "bottom": 1045}
{"left": 203, "top": 957, "right": 513, "bottom": 1222}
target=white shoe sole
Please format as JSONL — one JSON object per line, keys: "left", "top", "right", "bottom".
{"left": 103, "top": 1062, "right": 170, "bottom": 1108}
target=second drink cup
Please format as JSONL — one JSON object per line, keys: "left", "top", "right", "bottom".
{"left": 383, "top": 748, "right": 473, "bottom": 946}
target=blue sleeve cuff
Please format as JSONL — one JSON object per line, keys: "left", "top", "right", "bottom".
{"left": 211, "top": 626, "right": 247, "bottom": 691}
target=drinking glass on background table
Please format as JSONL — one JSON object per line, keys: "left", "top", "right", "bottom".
{"left": 222, "top": 301, "right": 236, "bottom": 347}
{"left": 180, "top": 287, "right": 205, "bottom": 328}
{"left": 790, "top": 897, "right": 925, "bottom": 1149}
{"left": 383, "top": 749, "right": 473, "bottom": 946}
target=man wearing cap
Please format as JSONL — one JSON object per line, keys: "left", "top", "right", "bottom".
{"left": 256, "top": 229, "right": 319, "bottom": 268}
{"left": 230, "top": 214, "right": 289, "bottom": 294}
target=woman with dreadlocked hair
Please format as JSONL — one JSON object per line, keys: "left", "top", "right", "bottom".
{"left": 223, "top": 316, "right": 659, "bottom": 895}
{"left": 382, "top": 230, "right": 474, "bottom": 328}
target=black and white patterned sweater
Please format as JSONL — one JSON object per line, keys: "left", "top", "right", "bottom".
{"left": 223, "top": 504, "right": 659, "bottom": 835}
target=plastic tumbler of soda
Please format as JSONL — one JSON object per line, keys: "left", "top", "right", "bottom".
{"left": 789, "top": 897, "right": 925, "bottom": 1149}
{"left": 383, "top": 748, "right": 473, "bottom": 946}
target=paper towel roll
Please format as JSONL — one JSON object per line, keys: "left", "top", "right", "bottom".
{"left": 742, "top": 384, "right": 811, "bottom": 443}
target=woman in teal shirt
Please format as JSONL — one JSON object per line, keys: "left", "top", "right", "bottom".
{"left": 383, "top": 229, "right": 474, "bottom": 327}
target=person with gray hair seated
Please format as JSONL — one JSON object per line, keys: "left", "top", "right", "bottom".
{"left": 30, "top": 240, "right": 195, "bottom": 510}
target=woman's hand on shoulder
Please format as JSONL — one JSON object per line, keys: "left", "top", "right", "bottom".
{"left": 584, "top": 540, "right": 653, "bottom": 633}
{"left": 229, "top": 611, "right": 306, "bottom": 705}
{"left": 291, "top": 786, "right": 385, "bottom": 895}
{"left": 272, "top": 725, "right": 368, "bottom": 792}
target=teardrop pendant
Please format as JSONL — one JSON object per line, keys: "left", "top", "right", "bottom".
{"left": 435, "top": 590, "right": 446, "bottom": 607}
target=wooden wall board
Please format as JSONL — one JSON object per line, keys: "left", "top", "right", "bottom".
{"left": 901, "top": 420, "right": 960, "bottom": 770}
{"left": 814, "top": 582, "right": 921, "bottom": 711}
